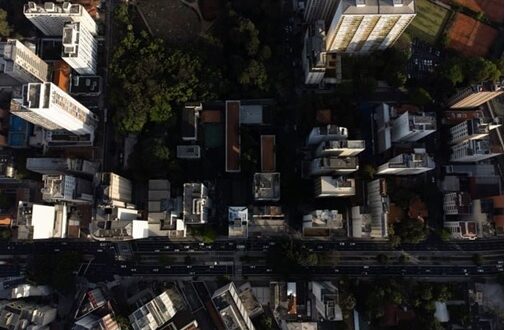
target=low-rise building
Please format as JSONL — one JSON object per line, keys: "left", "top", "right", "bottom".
{"left": 314, "top": 176, "right": 355, "bottom": 197}
{"left": 228, "top": 206, "right": 248, "bottom": 239}
{"left": 98, "top": 172, "right": 132, "bottom": 206}
{"left": 26, "top": 157, "right": 99, "bottom": 176}
{"left": 183, "top": 183, "right": 209, "bottom": 225}
{"left": 14, "top": 202, "right": 69, "bottom": 240}
{"left": 367, "top": 179, "right": 389, "bottom": 238}
{"left": 0, "top": 300, "right": 57, "bottom": 329}
{"left": 303, "top": 209, "right": 343, "bottom": 237}
{"left": 41, "top": 174, "right": 93, "bottom": 204}
{"left": 253, "top": 172, "right": 281, "bottom": 201}
{"left": 443, "top": 192, "right": 473, "bottom": 216}
{"left": 376, "top": 150, "right": 435, "bottom": 175}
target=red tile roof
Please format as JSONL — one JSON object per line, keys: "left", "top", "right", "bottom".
{"left": 261, "top": 135, "right": 275, "bottom": 172}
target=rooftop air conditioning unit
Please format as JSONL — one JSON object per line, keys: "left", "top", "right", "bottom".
{"left": 44, "top": 2, "right": 56, "bottom": 11}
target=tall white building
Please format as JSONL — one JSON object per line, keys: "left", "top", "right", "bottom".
{"left": 62, "top": 21, "right": 98, "bottom": 75}
{"left": 24, "top": 1, "right": 97, "bottom": 36}
{"left": 391, "top": 111, "right": 437, "bottom": 142}
{"left": 304, "top": 0, "right": 340, "bottom": 25}
{"left": 10, "top": 82, "right": 97, "bottom": 136}
{"left": 310, "top": 156, "right": 359, "bottom": 176}
{"left": 315, "top": 139, "right": 365, "bottom": 157}
{"left": 448, "top": 81, "right": 504, "bottom": 109}
{"left": 449, "top": 118, "right": 500, "bottom": 145}
{"left": 307, "top": 125, "right": 348, "bottom": 145}
{"left": 212, "top": 283, "right": 255, "bottom": 330}
{"left": 376, "top": 149, "right": 435, "bottom": 175}
{"left": 450, "top": 138, "right": 502, "bottom": 162}
{"left": 326, "top": 0, "right": 416, "bottom": 54}
{"left": 0, "top": 39, "right": 48, "bottom": 85}
{"left": 302, "top": 20, "right": 327, "bottom": 85}
{"left": 314, "top": 176, "right": 356, "bottom": 197}
{"left": 129, "top": 290, "right": 184, "bottom": 330}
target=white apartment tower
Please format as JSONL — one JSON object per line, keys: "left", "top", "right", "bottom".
{"left": 302, "top": 20, "right": 327, "bottom": 85}
{"left": 10, "top": 82, "right": 98, "bottom": 136}
{"left": 450, "top": 138, "right": 502, "bottom": 162}
{"left": 377, "top": 149, "right": 435, "bottom": 175}
{"left": 391, "top": 111, "right": 437, "bottom": 142}
{"left": 326, "top": 0, "right": 416, "bottom": 54}
{"left": 24, "top": 1, "right": 97, "bottom": 36}
{"left": 304, "top": 0, "right": 340, "bottom": 25}
{"left": 314, "top": 176, "right": 356, "bottom": 197}
{"left": 62, "top": 21, "right": 98, "bottom": 75}
{"left": 0, "top": 39, "right": 48, "bottom": 85}
{"left": 367, "top": 178, "right": 389, "bottom": 238}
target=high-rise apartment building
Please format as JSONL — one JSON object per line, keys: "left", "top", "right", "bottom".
{"left": 448, "top": 81, "right": 504, "bottom": 109}
{"left": 302, "top": 20, "right": 327, "bottom": 85}
{"left": 307, "top": 125, "right": 348, "bottom": 145}
{"left": 0, "top": 39, "right": 48, "bottom": 85}
{"left": 449, "top": 118, "right": 500, "bottom": 145}
{"left": 212, "top": 283, "right": 255, "bottom": 330}
{"left": 326, "top": 0, "right": 416, "bottom": 54}
{"left": 314, "top": 176, "right": 356, "bottom": 197}
{"left": 367, "top": 178, "right": 389, "bottom": 238}
{"left": 10, "top": 82, "right": 98, "bottom": 136}
{"left": 315, "top": 139, "right": 365, "bottom": 157}
{"left": 390, "top": 111, "right": 437, "bottom": 142}
{"left": 450, "top": 138, "right": 502, "bottom": 162}
{"left": 129, "top": 290, "right": 185, "bottom": 330}
{"left": 304, "top": 0, "right": 339, "bottom": 25}
{"left": 62, "top": 21, "right": 98, "bottom": 74}
{"left": 376, "top": 149, "right": 435, "bottom": 175}
{"left": 26, "top": 157, "right": 99, "bottom": 176}
{"left": 24, "top": 1, "right": 97, "bottom": 36}
{"left": 310, "top": 156, "right": 359, "bottom": 176}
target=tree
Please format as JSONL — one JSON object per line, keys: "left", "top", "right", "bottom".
{"left": 360, "top": 164, "right": 376, "bottom": 180}
{"left": 257, "top": 315, "right": 274, "bottom": 330}
{"left": 437, "top": 228, "right": 452, "bottom": 241}
{"left": 26, "top": 252, "right": 82, "bottom": 293}
{"left": 439, "top": 58, "right": 465, "bottom": 85}
{"left": 0, "top": 9, "right": 12, "bottom": 37}
{"left": 464, "top": 57, "right": 502, "bottom": 83}
{"left": 114, "top": 315, "right": 131, "bottom": 329}
{"left": 399, "top": 254, "right": 410, "bottom": 264}
{"left": 409, "top": 87, "right": 432, "bottom": 106}
{"left": 394, "top": 218, "right": 427, "bottom": 244}
{"left": 239, "top": 60, "right": 268, "bottom": 90}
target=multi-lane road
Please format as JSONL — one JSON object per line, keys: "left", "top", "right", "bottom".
{"left": 0, "top": 239, "right": 501, "bottom": 281}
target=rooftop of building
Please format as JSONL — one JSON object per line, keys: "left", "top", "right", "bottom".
{"left": 69, "top": 75, "right": 102, "bottom": 95}
{"left": 253, "top": 172, "right": 280, "bottom": 201}
{"left": 228, "top": 206, "right": 248, "bottom": 238}
{"left": 261, "top": 135, "right": 276, "bottom": 172}
{"left": 183, "top": 183, "right": 208, "bottom": 224}
{"left": 314, "top": 156, "right": 359, "bottom": 169}
{"left": 338, "top": 0, "right": 416, "bottom": 15}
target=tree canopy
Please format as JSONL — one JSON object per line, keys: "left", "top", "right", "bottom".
{"left": 394, "top": 218, "right": 428, "bottom": 244}
{"left": 0, "top": 9, "right": 12, "bottom": 37}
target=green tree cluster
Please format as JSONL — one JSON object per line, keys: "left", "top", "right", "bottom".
{"left": 439, "top": 56, "right": 502, "bottom": 87}
{"left": 393, "top": 218, "right": 428, "bottom": 244}
{"left": 267, "top": 239, "right": 319, "bottom": 274}
{"left": 0, "top": 9, "right": 12, "bottom": 37}
{"left": 109, "top": 5, "right": 222, "bottom": 133}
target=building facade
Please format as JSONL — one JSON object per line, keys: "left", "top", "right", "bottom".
{"left": 376, "top": 150, "right": 435, "bottom": 175}
{"left": 10, "top": 82, "right": 98, "bottom": 136}
{"left": 314, "top": 176, "right": 356, "bottom": 197}
{"left": 448, "top": 82, "right": 504, "bottom": 109}
{"left": 326, "top": 0, "right": 416, "bottom": 54}
{"left": 302, "top": 20, "right": 327, "bottom": 85}
{"left": 62, "top": 21, "right": 98, "bottom": 75}
{"left": 367, "top": 178, "right": 389, "bottom": 238}
{"left": 24, "top": 1, "right": 97, "bottom": 36}
{"left": 449, "top": 118, "right": 500, "bottom": 145}
{"left": 212, "top": 283, "right": 256, "bottom": 330}
{"left": 450, "top": 138, "right": 502, "bottom": 162}
{"left": 304, "top": 0, "right": 339, "bottom": 25}
{"left": 0, "top": 39, "right": 48, "bottom": 85}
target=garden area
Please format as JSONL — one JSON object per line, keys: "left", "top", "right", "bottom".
{"left": 406, "top": 0, "right": 450, "bottom": 44}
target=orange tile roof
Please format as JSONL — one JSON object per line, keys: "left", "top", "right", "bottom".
{"left": 316, "top": 109, "right": 331, "bottom": 124}
{"left": 53, "top": 60, "right": 71, "bottom": 92}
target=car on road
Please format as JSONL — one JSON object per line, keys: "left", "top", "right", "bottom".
{"left": 153, "top": 268, "right": 159, "bottom": 272}
{"left": 131, "top": 268, "right": 136, "bottom": 272}
{"left": 120, "top": 264, "right": 126, "bottom": 268}
{"left": 477, "top": 268, "right": 484, "bottom": 273}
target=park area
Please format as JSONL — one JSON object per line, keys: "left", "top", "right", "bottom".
{"left": 406, "top": 0, "right": 450, "bottom": 44}
{"left": 447, "top": 13, "right": 499, "bottom": 57}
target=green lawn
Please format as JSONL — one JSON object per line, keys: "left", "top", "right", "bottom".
{"left": 406, "top": 0, "right": 451, "bottom": 44}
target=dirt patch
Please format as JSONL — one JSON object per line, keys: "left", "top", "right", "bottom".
{"left": 137, "top": 0, "right": 201, "bottom": 44}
